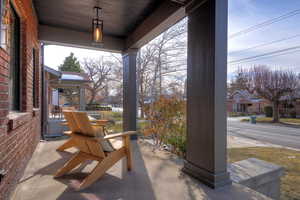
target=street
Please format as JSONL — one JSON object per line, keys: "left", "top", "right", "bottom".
{"left": 228, "top": 119, "right": 300, "bottom": 149}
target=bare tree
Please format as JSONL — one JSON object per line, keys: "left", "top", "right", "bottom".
{"left": 240, "top": 66, "right": 299, "bottom": 122}
{"left": 82, "top": 57, "right": 113, "bottom": 104}
{"left": 109, "top": 54, "right": 123, "bottom": 106}
{"left": 137, "top": 45, "right": 157, "bottom": 118}
{"left": 228, "top": 70, "right": 249, "bottom": 96}
{"left": 137, "top": 18, "right": 187, "bottom": 118}
{"left": 150, "top": 19, "right": 187, "bottom": 97}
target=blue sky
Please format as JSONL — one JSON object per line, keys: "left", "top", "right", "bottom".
{"left": 228, "top": 0, "right": 300, "bottom": 75}
{"left": 45, "top": 1, "right": 300, "bottom": 79}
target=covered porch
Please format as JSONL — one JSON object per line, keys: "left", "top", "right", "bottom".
{"left": 23, "top": 0, "right": 271, "bottom": 199}
{"left": 38, "top": 0, "right": 230, "bottom": 189}
{"left": 11, "top": 139, "right": 269, "bottom": 200}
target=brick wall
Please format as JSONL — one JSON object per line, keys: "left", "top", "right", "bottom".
{"left": 0, "top": 0, "right": 41, "bottom": 200}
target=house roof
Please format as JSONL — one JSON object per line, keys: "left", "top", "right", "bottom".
{"left": 229, "top": 90, "right": 264, "bottom": 103}
{"left": 60, "top": 71, "right": 90, "bottom": 82}
{"left": 44, "top": 66, "right": 61, "bottom": 78}
{"left": 45, "top": 66, "right": 91, "bottom": 88}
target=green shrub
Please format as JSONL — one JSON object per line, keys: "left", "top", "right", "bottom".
{"left": 264, "top": 106, "right": 273, "bottom": 117}
{"left": 228, "top": 112, "right": 251, "bottom": 117}
{"left": 111, "top": 112, "right": 122, "bottom": 120}
{"left": 97, "top": 111, "right": 122, "bottom": 122}
{"left": 86, "top": 104, "right": 112, "bottom": 111}
{"left": 228, "top": 112, "right": 240, "bottom": 117}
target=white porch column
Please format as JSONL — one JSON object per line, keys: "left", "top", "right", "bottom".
{"left": 41, "top": 44, "right": 47, "bottom": 139}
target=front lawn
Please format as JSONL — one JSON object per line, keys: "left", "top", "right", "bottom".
{"left": 107, "top": 121, "right": 149, "bottom": 133}
{"left": 241, "top": 117, "right": 300, "bottom": 125}
{"left": 228, "top": 147, "right": 300, "bottom": 200}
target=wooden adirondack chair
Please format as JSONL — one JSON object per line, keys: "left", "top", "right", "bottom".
{"left": 56, "top": 111, "right": 81, "bottom": 152}
{"left": 57, "top": 111, "right": 110, "bottom": 152}
{"left": 62, "top": 106, "right": 76, "bottom": 111}
{"left": 54, "top": 111, "right": 136, "bottom": 190}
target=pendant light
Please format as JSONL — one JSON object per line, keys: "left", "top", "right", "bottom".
{"left": 92, "top": 6, "right": 103, "bottom": 44}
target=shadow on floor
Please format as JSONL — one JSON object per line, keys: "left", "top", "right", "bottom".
{"left": 12, "top": 140, "right": 270, "bottom": 200}
{"left": 16, "top": 141, "right": 157, "bottom": 200}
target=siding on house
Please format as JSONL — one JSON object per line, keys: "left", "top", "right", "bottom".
{"left": 0, "top": 1, "right": 41, "bottom": 200}
{"left": 227, "top": 90, "right": 270, "bottom": 114}
{"left": 228, "top": 90, "right": 300, "bottom": 118}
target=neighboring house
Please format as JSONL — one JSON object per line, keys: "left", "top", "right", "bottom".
{"left": 228, "top": 89, "right": 300, "bottom": 118}
{"left": 279, "top": 90, "right": 300, "bottom": 118}
{"left": 227, "top": 90, "right": 270, "bottom": 114}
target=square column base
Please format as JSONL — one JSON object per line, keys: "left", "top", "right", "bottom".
{"left": 182, "top": 161, "right": 232, "bottom": 189}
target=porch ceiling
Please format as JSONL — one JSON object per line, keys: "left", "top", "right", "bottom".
{"left": 33, "top": 0, "right": 187, "bottom": 52}
{"left": 34, "top": 0, "right": 160, "bottom": 37}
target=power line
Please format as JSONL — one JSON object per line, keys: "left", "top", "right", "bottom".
{"left": 229, "top": 47, "right": 300, "bottom": 66}
{"left": 228, "top": 45, "right": 300, "bottom": 64}
{"left": 229, "top": 33, "right": 300, "bottom": 55}
{"left": 229, "top": 49, "right": 300, "bottom": 66}
{"left": 229, "top": 9, "right": 300, "bottom": 39}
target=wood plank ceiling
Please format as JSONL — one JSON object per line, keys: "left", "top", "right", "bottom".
{"left": 33, "top": 0, "right": 161, "bottom": 38}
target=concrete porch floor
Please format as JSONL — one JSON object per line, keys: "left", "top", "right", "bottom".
{"left": 11, "top": 139, "right": 270, "bottom": 200}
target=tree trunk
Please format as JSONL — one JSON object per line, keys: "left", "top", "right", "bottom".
{"left": 89, "top": 92, "right": 96, "bottom": 104}
{"left": 138, "top": 99, "right": 145, "bottom": 119}
{"left": 272, "top": 101, "right": 280, "bottom": 123}
{"left": 140, "top": 105, "right": 145, "bottom": 119}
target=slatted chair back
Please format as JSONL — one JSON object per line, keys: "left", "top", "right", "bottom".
{"left": 72, "top": 111, "right": 115, "bottom": 152}
{"left": 63, "top": 111, "right": 81, "bottom": 133}
{"left": 72, "top": 111, "right": 97, "bottom": 137}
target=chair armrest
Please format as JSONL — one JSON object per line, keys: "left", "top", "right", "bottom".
{"left": 103, "top": 131, "right": 137, "bottom": 140}
{"left": 63, "top": 131, "right": 72, "bottom": 135}
{"left": 91, "top": 123, "right": 105, "bottom": 127}
{"left": 90, "top": 120, "right": 110, "bottom": 125}
{"left": 61, "top": 120, "right": 109, "bottom": 127}
{"left": 70, "top": 131, "right": 137, "bottom": 142}
{"left": 61, "top": 122, "right": 68, "bottom": 126}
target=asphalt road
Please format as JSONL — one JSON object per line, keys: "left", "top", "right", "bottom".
{"left": 227, "top": 119, "right": 300, "bottom": 149}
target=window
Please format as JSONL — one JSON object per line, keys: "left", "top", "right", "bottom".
{"left": 8, "top": 5, "right": 21, "bottom": 111}
{"left": 0, "top": 0, "right": 8, "bottom": 49}
{"left": 32, "top": 48, "right": 39, "bottom": 108}
{"left": 0, "top": 1, "right": 2, "bottom": 37}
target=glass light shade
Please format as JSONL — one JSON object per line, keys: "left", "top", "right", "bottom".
{"left": 92, "top": 6, "right": 103, "bottom": 44}
{"left": 93, "top": 26, "right": 102, "bottom": 43}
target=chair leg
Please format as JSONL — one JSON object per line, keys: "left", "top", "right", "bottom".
{"left": 54, "top": 152, "right": 87, "bottom": 178}
{"left": 124, "top": 136, "right": 132, "bottom": 171}
{"left": 77, "top": 148, "right": 126, "bottom": 191}
{"left": 56, "top": 138, "right": 76, "bottom": 152}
